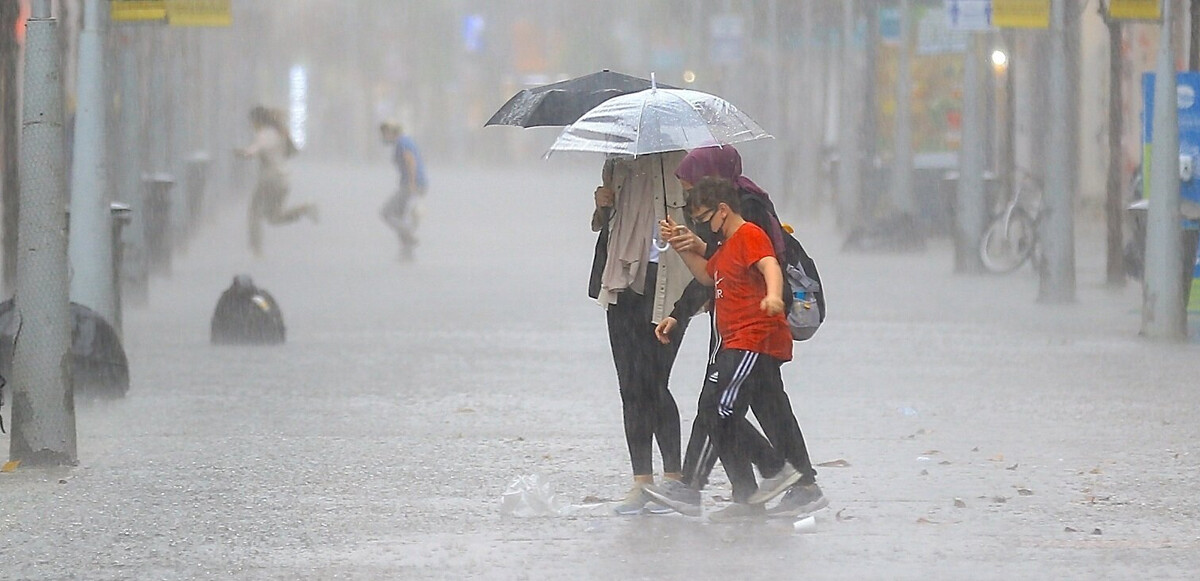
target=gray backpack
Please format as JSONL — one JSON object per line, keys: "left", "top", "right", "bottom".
{"left": 782, "top": 233, "right": 825, "bottom": 341}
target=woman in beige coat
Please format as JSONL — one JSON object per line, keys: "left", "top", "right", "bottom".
{"left": 236, "top": 106, "right": 317, "bottom": 257}
{"left": 590, "top": 151, "right": 693, "bottom": 515}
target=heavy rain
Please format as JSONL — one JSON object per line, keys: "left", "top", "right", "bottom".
{"left": 2, "top": 0, "right": 1200, "bottom": 579}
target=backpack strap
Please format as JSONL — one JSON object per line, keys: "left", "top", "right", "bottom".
{"left": 738, "top": 192, "right": 786, "bottom": 261}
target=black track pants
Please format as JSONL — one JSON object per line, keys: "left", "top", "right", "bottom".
{"left": 681, "top": 363, "right": 783, "bottom": 489}
{"left": 702, "top": 349, "right": 816, "bottom": 503}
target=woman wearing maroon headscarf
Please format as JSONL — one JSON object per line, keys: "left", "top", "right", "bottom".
{"left": 673, "top": 145, "right": 787, "bottom": 258}
{"left": 644, "top": 145, "right": 828, "bottom": 520}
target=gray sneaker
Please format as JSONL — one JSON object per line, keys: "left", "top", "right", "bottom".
{"left": 612, "top": 484, "right": 674, "bottom": 516}
{"left": 643, "top": 479, "right": 703, "bottom": 517}
{"left": 612, "top": 485, "right": 649, "bottom": 516}
{"left": 767, "top": 482, "right": 829, "bottom": 518}
{"left": 747, "top": 462, "right": 802, "bottom": 505}
{"left": 707, "top": 501, "right": 766, "bottom": 523}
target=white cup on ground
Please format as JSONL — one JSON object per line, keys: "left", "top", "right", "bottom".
{"left": 793, "top": 515, "right": 817, "bottom": 534}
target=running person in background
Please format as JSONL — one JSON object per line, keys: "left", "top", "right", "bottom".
{"left": 236, "top": 105, "right": 317, "bottom": 258}
{"left": 379, "top": 121, "right": 428, "bottom": 262}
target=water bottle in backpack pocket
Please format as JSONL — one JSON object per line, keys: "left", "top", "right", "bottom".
{"left": 785, "top": 262, "right": 822, "bottom": 341}
{"left": 780, "top": 230, "right": 825, "bottom": 341}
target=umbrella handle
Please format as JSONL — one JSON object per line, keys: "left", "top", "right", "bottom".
{"left": 653, "top": 240, "right": 671, "bottom": 253}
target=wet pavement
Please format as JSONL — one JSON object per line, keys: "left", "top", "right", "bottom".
{"left": 3, "top": 159, "right": 1199, "bottom": 580}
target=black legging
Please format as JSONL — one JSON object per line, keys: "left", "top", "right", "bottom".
{"left": 606, "top": 265, "right": 687, "bottom": 476}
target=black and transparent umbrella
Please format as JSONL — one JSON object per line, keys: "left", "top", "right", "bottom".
{"left": 485, "top": 70, "right": 677, "bottom": 128}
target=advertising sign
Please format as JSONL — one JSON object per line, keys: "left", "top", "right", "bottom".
{"left": 110, "top": 0, "right": 166, "bottom": 22}
{"left": 944, "top": 0, "right": 993, "bottom": 31}
{"left": 166, "top": 0, "right": 232, "bottom": 27}
{"left": 992, "top": 0, "right": 1050, "bottom": 29}
{"left": 880, "top": 4, "right": 966, "bottom": 167}
{"left": 1108, "top": 0, "right": 1161, "bottom": 21}
{"left": 1143, "top": 72, "right": 1200, "bottom": 313}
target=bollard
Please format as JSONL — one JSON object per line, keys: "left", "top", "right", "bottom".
{"left": 109, "top": 202, "right": 131, "bottom": 335}
{"left": 141, "top": 173, "right": 174, "bottom": 276}
{"left": 1129, "top": 200, "right": 1200, "bottom": 315}
{"left": 184, "top": 152, "right": 211, "bottom": 233}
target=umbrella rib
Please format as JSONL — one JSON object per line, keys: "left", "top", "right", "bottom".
{"left": 635, "top": 89, "right": 653, "bottom": 157}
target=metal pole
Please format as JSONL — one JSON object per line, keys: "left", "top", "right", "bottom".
{"left": 1, "top": 1, "right": 20, "bottom": 294}
{"left": 68, "top": 0, "right": 115, "bottom": 326}
{"left": 957, "top": 33, "right": 988, "bottom": 273}
{"left": 764, "top": 0, "right": 784, "bottom": 200}
{"left": 891, "top": 0, "right": 915, "bottom": 217}
{"left": 796, "top": 0, "right": 820, "bottom": 213}
{"left": 1142, "top": 0, "right": 1187, "bottom": 340}
{"left": 1105, "top": 14, "right": 1126, "bottom": 286}
{"left": 116, "top": 26, "right": 149, "bottom": 306}
{"left": 1038, "top": 0, "right": 1077, "bottom": 303}
{"left": 145, "top": 25, "right": 173, "bottom": 277}
{"left": 10, "top": 0, "right": 77, "bottom": 466}
{"left": 836, "top": 0, "right": 862, "bottom": 230}
{"left": 1190, "top": 0, "right": 1200, "bottom": 70}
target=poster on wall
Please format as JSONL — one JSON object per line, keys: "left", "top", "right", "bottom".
{"left": 878, "top": 3, "right": 967, "bottom": 169}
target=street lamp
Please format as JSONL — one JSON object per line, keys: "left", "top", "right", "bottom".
{"left": 991, "top": 49, "right": 1009, "bottom": 73}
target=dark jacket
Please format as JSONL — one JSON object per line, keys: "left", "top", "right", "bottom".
{"left": 211, "top": 283, "right": 286, "bottom": 345}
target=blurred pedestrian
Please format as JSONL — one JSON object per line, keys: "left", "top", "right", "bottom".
{"left": 379, "top": 121, "right": 428, "bottom": 262}
{"left": 590, "top": 150, "right": 693, "bottom": 515}
{"left": 236, "top": 105, "right": 317, "bottom": 258}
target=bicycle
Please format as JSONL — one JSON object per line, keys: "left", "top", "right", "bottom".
{"left": 980, "top": 170, "right": 1043, "bottom": 274}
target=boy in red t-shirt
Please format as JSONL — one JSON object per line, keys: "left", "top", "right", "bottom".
{"left": 645, "top": 177, "right": 826, "bottom": 521}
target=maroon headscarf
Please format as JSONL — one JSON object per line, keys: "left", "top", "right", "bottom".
{"left": 674, "top": 145, "right": 770, "bottom": 199}
{"left": 675, "top": 145, "right": 785, "bottom": 256}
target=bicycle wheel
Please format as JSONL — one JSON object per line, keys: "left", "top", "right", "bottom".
{"left": 980, "top": 207, "right": 1036, "bottom": 273}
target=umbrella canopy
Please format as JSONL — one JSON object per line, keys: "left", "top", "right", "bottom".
{"left": 485, "top": 70, "right": 677, "bottom": 128}
{"left": 546, "top": 87, "right": 771, "bottom": 158}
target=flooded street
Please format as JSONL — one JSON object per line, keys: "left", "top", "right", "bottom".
{"left": 1, "top": 158, "right": 1197, "bottom": 579}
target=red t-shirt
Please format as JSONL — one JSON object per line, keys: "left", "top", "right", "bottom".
{"left": 706, "top": 222, "right": 793, "bottom": 362}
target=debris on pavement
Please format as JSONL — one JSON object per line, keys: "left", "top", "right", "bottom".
{"left": 500, "top": 473, "right": 569, "bottom": 517}
{"left": 816, "top": 459, "right": 851, "bottom": 468}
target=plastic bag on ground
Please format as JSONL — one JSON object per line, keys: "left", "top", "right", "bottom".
{"left": 500, "top": 473, "right": 570, "bottom": 517}
{"left": 500, "top": 473, "right": 616, "bottom": 517}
